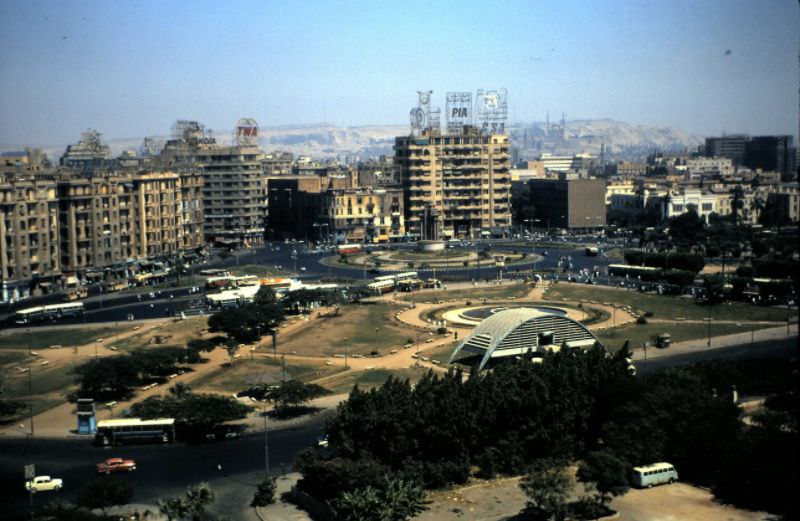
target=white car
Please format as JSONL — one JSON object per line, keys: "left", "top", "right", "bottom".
{"left": 25, "top": 475, "right": 63, "bottom": 493}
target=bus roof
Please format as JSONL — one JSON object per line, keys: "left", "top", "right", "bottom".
{"left": 608, "top": 264, "right": 659, "bottom": 271}
{"left": 97, "top": 418, "right": 175, "bottom": 428}
{"left": 632, "top": 462, "right": 674, "bottom": 472}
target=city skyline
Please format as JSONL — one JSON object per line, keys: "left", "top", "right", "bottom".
{"left": 1, "top": 0, "right": 798, "bottom": 146}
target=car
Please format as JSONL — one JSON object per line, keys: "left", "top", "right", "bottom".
{"left": 96, "top": 457, "right": 137, "bottom": 474}
{"left": 25, "top": 475, "right": 63, "bottom": 493}
{"left": 317, "top": 435, "right": 329, "bottom": 448}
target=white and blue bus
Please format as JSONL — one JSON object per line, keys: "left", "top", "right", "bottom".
{"left": 94, "top": 418, "right": 176, "bottom": 446}
{"left": 631, "top": 462, "right": 678, "bottom": 488}
{"left": 15, "top": 302, "right": 84, "bottom": 324}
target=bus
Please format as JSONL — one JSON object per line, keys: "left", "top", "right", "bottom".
{"left": 631, "top": 462, "right": 678, "bottom": 488}
{"left": 337, "top": 243, "right": 362, "bottom": 255}
{"left": 367, "top": 279, "right": 396, "bottom": 295}
{"left": 607, "top": 264, "right": 660, "bottom": 279}
{"left": 15, "top": 302, "right": 84, "bottom": 324}
{"left": 94, "top": 418, "right": 176, "bottom": 446}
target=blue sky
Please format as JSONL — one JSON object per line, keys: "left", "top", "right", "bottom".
{"left": 0, "top": 0, "right": 797, "bottom": 145}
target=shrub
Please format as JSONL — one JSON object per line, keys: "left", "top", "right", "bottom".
{"left": 636, "top": 316, "right": 648, "bottom": 325}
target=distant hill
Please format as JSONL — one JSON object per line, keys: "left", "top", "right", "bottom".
{"left": 1, "top": 120, "right": 703, "bottom": 162}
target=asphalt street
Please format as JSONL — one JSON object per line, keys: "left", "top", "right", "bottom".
{"left": 2, "top": 240, "right": 613, "bottom": 327}
{"left": 0, "top": 413, "right": 329, "bottom": 520}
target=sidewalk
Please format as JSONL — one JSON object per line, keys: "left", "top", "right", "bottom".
{"left": 630, "top": 323, "right": 798, "bottom": 361}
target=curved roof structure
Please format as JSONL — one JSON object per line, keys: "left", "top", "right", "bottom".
{"left": 448, "top": 308, "right": 601, "bottom": 370}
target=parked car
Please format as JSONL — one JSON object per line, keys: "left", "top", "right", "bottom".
{"left": 25, "top": 476, "right": 63, "bottom": 493}
{"left": 96, "top": 457, "right": 137, "bottom": 474}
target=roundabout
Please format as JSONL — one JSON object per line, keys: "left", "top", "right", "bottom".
{"left": 442, "top": 303, "right": 572, "bottom": 327}
{"left": 321, "top": 245, "right": 542, "bottom": 272}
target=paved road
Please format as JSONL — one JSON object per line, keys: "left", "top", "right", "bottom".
{"left": 0, "top": 414, "right": 329, "bottom": 521}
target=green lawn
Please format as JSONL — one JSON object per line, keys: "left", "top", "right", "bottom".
{"left": 420, "top": 341, "right": 458, "bottom": 362}
{"left": 191, "top": 357, "right": 343, "bottom": 393}
{"left": 0, "top": 326, "right": 125, "bottom": 350}
{"left": 323, "top": 368, "right": 425, "bottom": 395}
{"left": 399, "top": 283, "right": 530, "bottom": 304}
{"left": 544, "top": 284, "right": 791, "bottom": 322}
{"left": 3, "top": 360, "right": 81, "bottom": 398}
{"left": 329, "top": 304, "right": 414, "bottom": 353}
{"left": 596, "top": 322, "right": 774, "bottom": 352}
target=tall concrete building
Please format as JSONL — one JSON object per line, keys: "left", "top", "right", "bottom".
{"left": 744, "top": 136, "right": 796, "bottom": 180}
{"left": 159, "top": 121, "right": 266, "bottom": 246}
{"left": 395, "top": 126, "right": 511, "bottom": 239}
{"left": 0, "top": 174, "right": 61, "bottom": 302}
{"left": 705, "top": 135, "right": 750, "bottom": 165}
{"left": 527, "top": 175, "right": 606, "bottom": 230}
{"left": 57, "top": 171, "right": 205, "bottom": 274}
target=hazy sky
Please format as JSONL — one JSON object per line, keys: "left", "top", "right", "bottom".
{"left": 1, "top": 0, "right": 798, "bottom": 145}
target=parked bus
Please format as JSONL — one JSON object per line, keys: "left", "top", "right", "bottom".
{"left": 94, "top": 418, "right": 176, "bottom": 446}
{"left": 631, "top": 462, "right": 678, "bottom": 488}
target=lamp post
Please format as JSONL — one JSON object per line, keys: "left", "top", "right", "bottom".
{"left": 19, "top": 423, "right": 33, "bottom": 521}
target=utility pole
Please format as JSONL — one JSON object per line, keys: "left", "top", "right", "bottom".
{"left": 28, "top": 366, "right": 34, "bottom": 436}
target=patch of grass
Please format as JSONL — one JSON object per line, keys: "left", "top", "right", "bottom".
{"left": 323, "top": 368, "right": 425, "bottom": 395}
{"left": 0, "top": 350, "right": 28, "bottom": 366}
{"left": 112, "top": 317, "right": 208, "bottom": 352}
{"left": 0, "top": 326, "right": 125, "bottom": 350}
{"left": 398, "top": 283, "right": 530, "bottom": 303}
{"left": 191, "top": 357, "right": 343, "bottom": 393}
{"left": 278, "top": 303, "right": 416, "bottom": 356}
{"left": 596, "top": 322, "right": 774, "bottom": 352}
{"left": 420, "top": 341, "right": 458, "bottom": 361}
{"left": 545, "top": 284, "right": 791, "bottom": 322}
{"left": 3, "top": 361, "right": 81, "bottom": 402}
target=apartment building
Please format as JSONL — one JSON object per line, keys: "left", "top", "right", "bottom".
{"left": 0, "top": 174, "right": 61, "bottom": 302}
{"left": 159, "top": 121, "right": 266, "bottom": 246}
{"left": 57, "top": 171, "right": 203, "bottom": 273}
{"left": 395, "top": 126, "right": 511, "bottom": 239}
{"left": 325, "top": 187, "right": 404, "bottom": 243}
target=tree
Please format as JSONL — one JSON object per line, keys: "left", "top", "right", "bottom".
{"left": 668, "top": 209, "right": 705, "bottom": 245}
{"left": 208, "top": 287, "right": 285, "bottom": 345}
{"left": 251, "top": 476, "right": 277, "bottom": 507}
{"left": 130, "top": 391, "right": 251, "bottom": 438}
{"left": 577, "top": 450, "right": 630, "bottom": 507}
{"left": 76, "top": 477, "right": 134, "bottom": 515}
{"left": 266, "top": 380, "right": 329, "bottom": 415}
{"left": 519, "top": 459, "right": 571, "bottom": 521}
{"left": 159, "top": 483, "right": 216, "bottom": 521}
{"left": 169, "top": 382, "right": 192, "bottom": 398}
{"left": 335, "top": 478, "right": 427, "bottom": 521}
{"left": 74, "top": 355, "right": 140, "bottom": 401}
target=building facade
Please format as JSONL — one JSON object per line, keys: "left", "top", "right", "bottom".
{"left": 395, "top": 126, "right": 511, "bottom": 239}
{"left": 325, "top": 187, "right": 404, "bottom": 243}
{"left": 528, "top": 176, "right": 606, "bottom": 230}
{"left": 0, "top": 174, "right": 61, "bottom": 302}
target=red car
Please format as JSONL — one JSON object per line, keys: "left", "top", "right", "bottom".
{"left": 96, "top": 457, "right": 137, "bottom": 474}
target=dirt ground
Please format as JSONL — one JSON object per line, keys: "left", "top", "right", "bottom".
{"left": 416, "top": 478, "right": 772, "bottom": 521}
